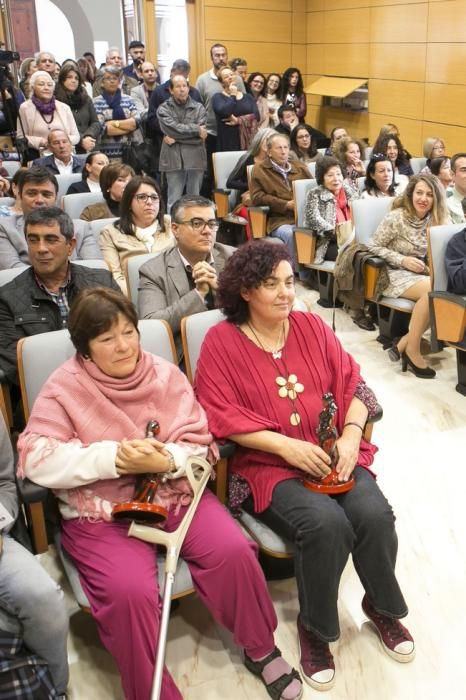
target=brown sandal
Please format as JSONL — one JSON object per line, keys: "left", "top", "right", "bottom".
{"left": 244, "top": 647, "right": 303, "bottom": 700}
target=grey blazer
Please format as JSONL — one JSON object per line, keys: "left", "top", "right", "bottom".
{"left": 138, "top": 243, "right": 234, "bottom": 360}
{"left": 0, "top": 216, "right": 102, "bottom": 271}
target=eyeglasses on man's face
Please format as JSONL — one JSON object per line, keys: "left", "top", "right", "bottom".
{"left": 177, "top": 218, "right": 220, "bottom": 232}
{"left": 134, "top": 193, "right": 159, "bottom": 203}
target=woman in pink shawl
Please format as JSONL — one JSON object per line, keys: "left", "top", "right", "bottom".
{"left": 195, "top": 241, "right": 414, "bottom": 692}
{"left": 18, "top": 288, "right": 303, "bottom": 700}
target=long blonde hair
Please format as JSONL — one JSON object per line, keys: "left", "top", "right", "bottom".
{"left": 392, "top": 174, "right": 449, "bottom": 225}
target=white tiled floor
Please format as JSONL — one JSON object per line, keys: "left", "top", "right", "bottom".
{"left": 40, "top": 289, "right": 466, "bottom": 700}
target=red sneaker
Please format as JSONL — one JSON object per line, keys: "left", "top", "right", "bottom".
{"left": 362, "top": 594, "right": 415, "bottom": 663}
{"left": 297, "top": 617, "right": 335, "bottom": 691}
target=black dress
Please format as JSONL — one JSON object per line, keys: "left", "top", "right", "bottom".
{"left": 212, "top": 93, "right": 259, "bottom": 152}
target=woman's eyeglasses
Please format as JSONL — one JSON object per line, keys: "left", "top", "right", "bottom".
{"left": 135, "top": 193, "right": 159, "bottom": 203}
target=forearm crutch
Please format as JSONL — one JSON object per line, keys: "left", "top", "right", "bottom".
{"left": 128, "top": 455, "right": 212, "bottom": 700}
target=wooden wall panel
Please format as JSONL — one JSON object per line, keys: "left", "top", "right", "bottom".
{"left": 205, "top": 8, "right": 292, "bottom": 44}
{"left": 203, "top": 41, "right": 293, "bottom": 74}
{"left": 320, "top": 106, "right": 369, "bottom": 140}
{"left": 370, "top": 4, "right": 428, "bottom": 43}
{"left": 307, "top": 0, "right": 324, "bottom": 10}
{"left": 292, "top": 12, "right": 307, "bottom": 43}
{"left": 324, "top": 43, "right": 369, "bottom": 77}
{"left": 427, "top": 0, "right": 466, "bottom": 42}
{"left": 325, "top": 0, "right": 371, "bottom": 9}
{"left": 368, "top": 115, "right": 423, "bottom": 156}
{"left": 424, "top": 84, "right": 466, "bottom": 128}
{"left": 420, "top": 122, "right": 466, "bottom": 156}
{"left": 370, "top": 79, "right": 425, "bottom": 121}
{"left": 425, "top": 44, "right": 466, "bottom": 85}
{"left": 370, "top": 44, "right": 426, "bottom": 82}
{"left": 307, "top": 11, "right": 324, "bottom": 41}
{"left": 292, "top": 44, "right": 308, "bottom": 69}
{"left": 204, "top": 0, "right": 290, "bottom": 9}
{"left": 323, "top": 9, "right": 370, "bottom": 43}
{"left": 307, "top": 44, "right": 324, "bottom": 75}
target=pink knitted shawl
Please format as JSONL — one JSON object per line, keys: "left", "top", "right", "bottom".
{"left": 18, "top": 350, "right": 215, "bottom": 520}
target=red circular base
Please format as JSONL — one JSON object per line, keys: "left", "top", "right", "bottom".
{"left": 112, "top": 501, "right": 168, "bottom": 524}
{"left": 304, "top": 474, "right": 355, "bottom": 495}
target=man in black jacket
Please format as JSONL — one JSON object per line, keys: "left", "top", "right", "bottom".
{"left": 0, "top": 207, "right": 120, "bottom": 385}
{"left": 445, "top": 226, "right": 466, "bottom": 294}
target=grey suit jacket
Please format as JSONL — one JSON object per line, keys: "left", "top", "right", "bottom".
{"left": 138, "top": 243, "right": 235, "bottom": 360}
{"left": 0, "top": 216, "right": 102, "bottom": 270}
{"left": 130, "top": 84, "right": 149, "bottom": 116}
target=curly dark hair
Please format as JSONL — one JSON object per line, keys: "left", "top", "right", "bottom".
{"left": 246, "top": 72, "right": 267, "bottom": 97}
{"left": 371, "top": 132, "right": 410, "bottom": 170}
{"left": 280, "top": 67, "right": 304, "bottom": 101}
{"left": 216, "top": 241, "right": 292, "bottom": 324}
{"left": 364, "top": 154, "right": 396, "bottom": 195}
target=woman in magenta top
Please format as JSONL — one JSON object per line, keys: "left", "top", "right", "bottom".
{"left": 195, "top": 241, "right": 414, "bottom": 692}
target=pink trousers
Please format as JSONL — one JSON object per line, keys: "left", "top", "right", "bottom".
{"left": 61, "top": 489, "right": 277, "bottom": 700}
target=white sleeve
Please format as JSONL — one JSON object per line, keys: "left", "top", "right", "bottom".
{"left": 23, "top": 437, "right": 120, "bottom": 490}
{"left": 165, "top": 442, "right": 208, "bottom": 478}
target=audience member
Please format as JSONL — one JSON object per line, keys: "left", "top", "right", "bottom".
{"left": 138, "top": 194, "right": 234, "bottom": 360}
{"left": 35, "top": 51, "right": 56, "bottom": 79}
{"left": 130, "top": 61, "right": 158, "bottom": 118}
{"left": 0, "top": 168, "right": 26, "bottom": 217}
{"left": 445, "top": 226, "right": 466, "bottom": 294}
{"left": 79, "top": 161, "right": 134, "bottom": 221}
{"left": 17, "top": 71, "right": 80, "bottom": 156}
{"left": 246, "top": 72, "right": 269, "bottom": 130}
{"left": 421, "top": 137, "right": 445, "bottom": 174}
{"left": 19, "top": 57, "right": 37, "bottom": 98}
{"left": 18, "top": 286, "right": 302, "bottom": 700}
{"left": 280, "top": 67, "right": 307, "bottom": 121}
{"left": 0, "top": 413, "right": 69, "bottom": 698}
{"left": 447, "top": 153, "right": 466, "bottom": 223}
{"left": 77, "top": 57, "right": 94, "bottom": 96}
{"left": 265, "top": 73, "right": 282, "bottom": 127}
{"left": 99, "top": 175, "right": 172, "bottom": 294}
{"left": 226, "top": 127, "right": 277, "bottom": 206}
{"left": 158, "top": 75, "right": 208, "bottom": 213}
{"left": 304, "top": 156, "right": 359, "bottom": 263}
{"left": 123, "top": 39, "right": 146, "bottom": 83}
{"left": 93, "top": 48, "right": 138, "bottom": 97}
{"left": 325, "top": 126, "right": 348, "bottom": 156}
{"left": 33, "top": 129, "right": 83, "bottom": 175}
{"left": 229, "top": 57, "right": 248, "bottom": 85}
{"left": 0, "top": 206, "right": 119, "bottom": 384}
{"left": 290, "top": 124, "right": 320, "bottom": 166}
{"left": 276, "top": 104, "right": 299, "bottom": 136}
{"left": 250, "top": 132, "right": 309, "bottom": 265}
{"left": 362, "top": 154, "right": 397, "bottom": 198}
{"left": 368, "top": 174, "right": 449, "bottom": 377}
{"left": 333, "top": 136, "right": 367, "bottom": 192}
{"left": 429, "top": 156, "right": 452, "bottom": 191}
{"left": 55, "top": 63, "right": 100, "bottom": 152}
{"left": 93, "top": 66, "right": 141, "bottom": 160}
{"left": 212, "top": 67, "right": 259, "bottom": 151}
{"left": 195, "top": 240, "right": 414, "bottom": 693}
{"left": 66, "top": 151, "right": 109, "bottom": 194}
{"left": 0, "top": 168, "right": 100, "bottom": 269}
{"left": 372, "top": 132, "right": 413, "bottom": 185}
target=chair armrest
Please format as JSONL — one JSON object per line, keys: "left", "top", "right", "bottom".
{"left": 429, "top": 291, "right": 466, "bottom": 344}
{"left": 364, "top": 403, "right": 383, "bottom": 443}
{"left": 213, "top": 189, "right": 232, "bottom": 218}
{"left": 0, "top": 379, "right": 13, "bottom": 429}
{"left": 248, "top": 206, "right": 269, "bottom": 239}
{"left": 363, "top": 256, "right": 385, "bottom": 300}
{"left": 294, "top": 227, "right": 317, "bottom": 264}
{"left": 17, "top": 478, "right": 49, "bottom": 554}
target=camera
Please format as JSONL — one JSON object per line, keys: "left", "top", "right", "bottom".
{"left": 0, "top": 50, "right": 20, "bottom": 65}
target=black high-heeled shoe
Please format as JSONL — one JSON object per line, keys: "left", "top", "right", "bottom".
{"left": 387, "top": 340, "right": 401, "bottom": 362}
{"left": 401, "top": 352, "right": 436, "bottom": 378}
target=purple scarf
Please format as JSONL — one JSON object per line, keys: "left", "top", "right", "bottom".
{"left": 31, "top": 94, "right": 56, "bottom": 115}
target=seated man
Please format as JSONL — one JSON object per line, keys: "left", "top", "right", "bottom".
{"left": 447, "top": 153, "right": 466, "bottom": 224}
{"left": 445, "top": 226, "right": 466, "bottom": 294}
{"left": 32, "top": 129, "right": 83, "bottom": 175}
{"left": 250, "top": 132, "right": 309, "bottom": 268}
{"left": 0, "top": 411, "right": 69, "bottom": 698}
{"left": 0, "top": 206, "right": 120, "bottom": 385}
{"left": 0, "top": 167, "right": 101, "bottom": 270}
{"left": 276, "top": 105, "right": 329, "bottom": 150}
{"left": 138, "top": 195, "right": 234, "bottom": 361}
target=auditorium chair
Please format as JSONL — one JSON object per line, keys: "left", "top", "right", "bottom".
{"left": 212, "top": 150, "right": 245, "bottom": 218}
{"left": 410, "top": 157, "right": 427, "bottom": 175}
{"left": 55, "top": 174, "right": 82, "bottom": 203}
{"left": 88, "top": 217, "right": 118, "bottom": 242}
{"left": 62, "top": 191, "right": 104, "bottom": 219}
{"left": 125, "top": 252, "right": 159, "bottom": 304}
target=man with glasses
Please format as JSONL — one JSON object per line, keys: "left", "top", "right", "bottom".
{"left": 138, "top": 195, "right": 234, "bottom": 361}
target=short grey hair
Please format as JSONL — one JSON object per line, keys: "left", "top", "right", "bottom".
{"left": 35, "top": 51, "right": 56, "bottom": 63}
{"left": 29, "top": 70, "right": 55, "bottom": 90}
{"left": 106, "top": 46, "right": 122, "bottom": 60}
{"left": 266, "top": 132, "right": 290, "bottom": 149}
{"left": 102, "top": 65, "right": 123, "bottom": 79}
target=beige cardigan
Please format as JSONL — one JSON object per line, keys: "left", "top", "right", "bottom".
{"left": 99, "top": 215, "right": 173, "bottom": 295}
{"left": 17, "top": 99, "right": 80, "bottom": 151}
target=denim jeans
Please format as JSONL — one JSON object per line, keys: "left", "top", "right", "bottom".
{"left": 0, "top": 535, "right": 69, "bottom": 693}
{"left": 166, "top": 169, "right": 204, "bottom": 215}
{"left": 243, "top": 466, "right": 407, "bottom": 641}
{"left": 269, "top": 224, "right": 297, "bottom": 270}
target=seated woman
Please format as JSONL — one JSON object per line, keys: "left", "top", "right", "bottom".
{"left": 99, "top": 175, "right": 172, "bottom": 294}
{"left": 79, "top": 161, "right": 134, "bottom": 221}
{"left": 55, "top": 63, "right": 100, "bottom": 153}
{"left": 16, "top": 71, "right": 80, "bottom": 157}
{"left": 265, "top": 74, "right": 282, "bottom": 127}
{"left": 227, "top": 127, "right": 277, "bottom": 205}
{"left": 18, "top": 287, "right": 302, "bottom": 700}
{"left": 213, "top": 67, "right": 260, "bottom": 152}
{"left": 361, "top": 154, "right": 398, "bottom": 198}
{"left": 92, "top": 65, "right": 141, "bottom": 160}
{"left": 420, "top": 137, "right": 446, "bottom": 174}
{"left": 195, "top": 241, "right": 414, "bottom": 692}
{"left": 66, "top": 151, "right": 109, "bottom": 195}
{"left": 304, "top": 156, "right": 359, "bottom": 263}
{"left": 368, "top": 174, "right": 449, "bottom": 377}
{"left": 0, "top": 168, "right": 27, "bottom": 217}
{"left": 429, "top": 156, "right": 452, "bottom": 190}
{"left": 324, "top": 127, "right": 348, "bottom": 156}
{"left": 333, "top": 136, "right": 366, "bottom": 192}
{"left": 372, "top": 133, "right": 413, "bottom": 188}
{"left": 246, "top": 73, "right": 270, "bottom": 130}
{"left": 289, "top": 124, "right": 320, "bottom": 168}
{"left": 280, "top": 68, "right": 306, "bottom": 121}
